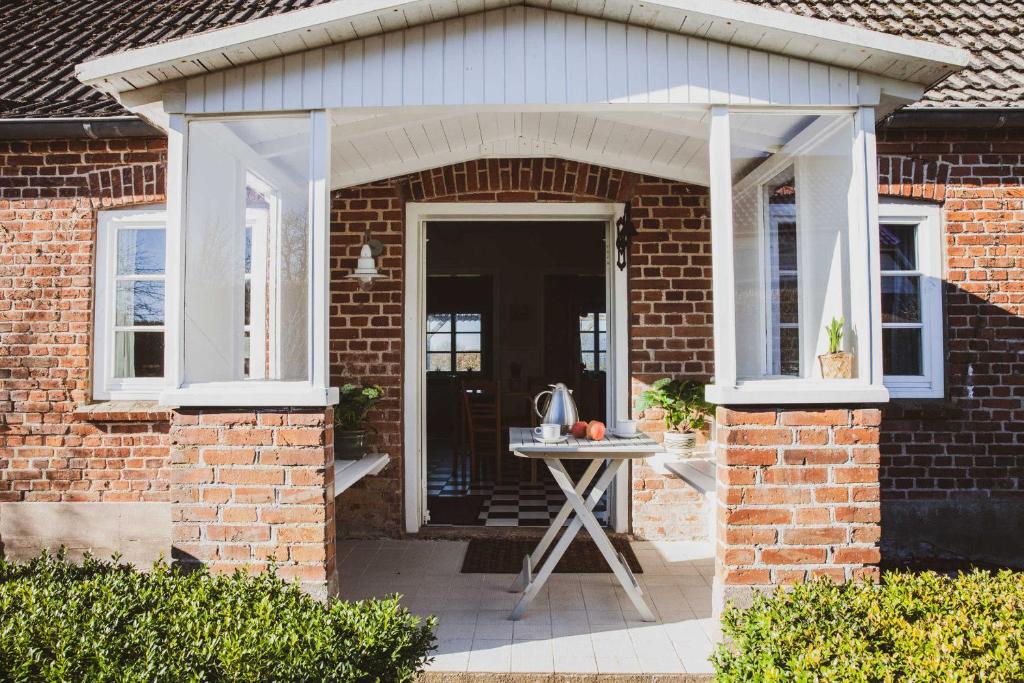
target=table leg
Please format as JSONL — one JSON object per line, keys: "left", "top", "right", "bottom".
{"left": 509, "top": 458, "right": 603, "bottom": 592}
{"left": 509, "top": 458, "right": 622, "bottom": 621}
{"left": 546, "top": 459, "right": 656, "bottom": 622}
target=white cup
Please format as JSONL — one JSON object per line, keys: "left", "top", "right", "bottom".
{"left": 617, "top": 420, "right": 638, "bottom": 436}
{"left": 534, "top": 423, "right": 561, "bottom": 440}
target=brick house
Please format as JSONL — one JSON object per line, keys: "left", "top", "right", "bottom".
{"left": 0, "top": 0, "right": 1020, "bottom": 613}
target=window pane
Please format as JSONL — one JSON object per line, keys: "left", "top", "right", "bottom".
{"left": 778, "top": 273, "right": 799, "bottom": 325}
{"left": 582, "top": 354, "right": 595, "bottom": 371}
{"left": 114, "top": 331, "right": 164, "bottom": 378}
{"left": 598, "top": 313, "right": 607, "bottom": 332}
{"left": 455, "top": 313, "right": 481, "bottom": 333}
{"left": 598, "top": 332, "right": 607, "bottom": 352}
{"left": 580, "top": 332, "right": 594, "bottom": 352}
{"left": 579, "top": 314, "right": 595, "bottom": 332}
{"left": 116, "top": 281, "right": 164, "bottom": 326}
{"left": 777, "top": 221, "right": 798, "bottom": 271}
{"left": 456, "top": 352, "right": 481, "bottom": 372}
{"left": 117, "top": 229, "right": 165, "bottom": 275}
{"left": 764, "top": 167, "right": 800, "bottom": 375}
{"left": 882, "top": 276, "right": 921, "bottom": 323}
{"left": 883, "top": 328, "right": 923, "bottom": 375}
{"left": 185, "top": 116, "right": 310, "bottom": 383}
{"left": 427, "top": 332, "right": 451, "bottom": 352}
{"left": 455, "top": 333, "right": 480, "bottom": 351}
{"left": 427, "top": 314, "right": 452, "bottom": 334}
{"left": 880, "top": 224, "right": 917, "bottom": 271}
{"left": 244, "top": 280, "right": 251, "bottom": 327}
{"left": 732, "top": 113, "right": 855, "bottom": 382}
{"left": 427, "top": 353, "right": 452, "bottom": 372}
{"left": 597, "top": 352, "right": 607, "bottom": 372}
{"left": 779, "top": 327, "right": 800, "bottom": 376}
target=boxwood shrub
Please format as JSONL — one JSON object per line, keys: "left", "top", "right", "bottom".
{"left": 0, "top": 553, "right": 436, "bottom": 682}
{"left": 713, "top": 570, "right": 1024, "bottom": 682}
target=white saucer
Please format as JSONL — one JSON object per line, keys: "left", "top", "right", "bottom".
{"left": 535, "top": 434, "right": 568, "bottom": 444}
{"left": 611, "top": 429, "right": 644, "bottom": 439}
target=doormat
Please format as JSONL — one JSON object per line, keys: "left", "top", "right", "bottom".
{"left": 427, "top": 495, "right": 486, "bottom": 526}
{"left": 461, "top": 536, "right": 643, "bottom": 574}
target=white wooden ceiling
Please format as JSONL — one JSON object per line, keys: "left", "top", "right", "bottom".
{"left": 328, "top": 108, "right": 712, "bottom": 188}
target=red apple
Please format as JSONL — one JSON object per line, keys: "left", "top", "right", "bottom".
{"left": 570, "top": 421, "right": 588, "bottom": 439}
{"left": 587, "top": 420, "right": 606, "bottom": 441}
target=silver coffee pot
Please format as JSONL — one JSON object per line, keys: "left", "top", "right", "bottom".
{"left": 533, "top": 383, "right": 579, "bottom": 433}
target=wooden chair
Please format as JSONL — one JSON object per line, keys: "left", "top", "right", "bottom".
{"left": 460, "top": 379, "right": 502, "bottom": 484}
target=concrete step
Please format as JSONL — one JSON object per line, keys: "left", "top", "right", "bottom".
{"left": 420, "top": 673, "right": 714, "bottom": 683}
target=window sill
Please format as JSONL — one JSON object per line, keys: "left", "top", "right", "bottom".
{"left": 159, "top": 383, "right": 339, "bottom": 408}
{"left": 706, "top": 380, "right": 889, "bottom": 405}
{"left": 73, "top": 400, "right": 171, "bottom": 422}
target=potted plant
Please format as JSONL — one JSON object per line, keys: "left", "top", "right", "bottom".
{"left": 634, "top": 378, "right": 711, "bottom": 458}
{"left": 333, "top": 383, "right": 384, "bottom": 460}
{"left": 819, "top": 317, "right": 853, "bottom": 379}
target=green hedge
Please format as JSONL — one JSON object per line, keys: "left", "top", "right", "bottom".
{"left": 0, "top": 553, "right": 436, "bottom": 682}
{"left": 713, "top": 570, "right": 1024, "bottom": 682}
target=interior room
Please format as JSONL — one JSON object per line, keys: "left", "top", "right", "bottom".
{"left": 424, "top": 220, "right": 608, "bottom": 527}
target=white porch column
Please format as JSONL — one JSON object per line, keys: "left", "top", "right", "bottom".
{"left": 707, "top": 105, "right": 737, "bottom": 392}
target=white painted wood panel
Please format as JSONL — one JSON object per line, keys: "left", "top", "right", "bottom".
{"left": 184, "top": 6, "right": 861, "bottom": 112}
{"left": 328, "top": 109, "right": 712, "bottom": 189}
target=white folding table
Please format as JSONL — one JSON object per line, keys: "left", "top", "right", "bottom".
{"left": 506, "top": 427, "right": 662, "bottom": 621}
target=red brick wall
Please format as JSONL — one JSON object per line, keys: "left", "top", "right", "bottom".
{"left": 169, "top": 408, "right": 336, "bottom": 598}
{"left": 330, "top": 159, "right": 712, "bottom": 538}
{"left": 0, "top": 138, "right": 170, "bottom": 503}
{"left": 876, "top": 128, "right": 1024, "bottom": 510}
{"left": 715, "top": 406, "right": 881, "bottom": 606}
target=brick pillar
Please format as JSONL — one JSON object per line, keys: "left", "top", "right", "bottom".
{"left": 714, "top": 406, "right": 881, "bottom": 613}
{"left": 169, "top": 408, "right": 336, "bottom": 600}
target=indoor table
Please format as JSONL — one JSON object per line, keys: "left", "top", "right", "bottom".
{"left": 506, "top": 426, "right": 663, "bottom": 621}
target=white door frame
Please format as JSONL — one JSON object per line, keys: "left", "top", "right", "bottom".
{"left": 403, "top": 202, "right": 630, "bottom": 533}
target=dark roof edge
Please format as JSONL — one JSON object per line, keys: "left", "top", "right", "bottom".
{"left": 883, "top": 108, "right": 1024, "bottom": 130}
{"left": 0, "top": 117, "right": 161, "bottom": 140}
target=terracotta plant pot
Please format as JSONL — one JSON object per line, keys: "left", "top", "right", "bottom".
{"left": 335, "top": 429, "right": 367, "bottom": 460}
{"left": 819, "top": 351, "right": 853, "bottom": 379}
{"left": 663, "top": 430, "right": 697, "bottom": 459}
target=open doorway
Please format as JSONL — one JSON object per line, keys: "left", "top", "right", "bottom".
{"left": 423, "top": 220, "right": 608, "bottom": 527}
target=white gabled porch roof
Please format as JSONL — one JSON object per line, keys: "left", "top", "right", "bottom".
{"left": 77, "top": 0, "right": 967, "bottom": 102}
{"left": 72, "top": 0, "right": 968, "bottom": 192}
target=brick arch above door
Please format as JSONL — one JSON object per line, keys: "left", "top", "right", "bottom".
{"left": 330, "top": 157, "right": 712, "bottom": 539}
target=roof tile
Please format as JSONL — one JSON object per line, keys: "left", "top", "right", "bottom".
{"left": 1, "top": 0, "right": 1019, "bottom": 118}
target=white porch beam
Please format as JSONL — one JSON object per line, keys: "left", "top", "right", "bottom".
{"left": 162, "top": 115, "right": 187, "bottom": 397}
{"left": 707, "top": 106, "right": 737, "bottom": 393}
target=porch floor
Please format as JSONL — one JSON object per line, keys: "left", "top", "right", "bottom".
{"left": 337, "top": 539, "right": 718, "bottom": 674}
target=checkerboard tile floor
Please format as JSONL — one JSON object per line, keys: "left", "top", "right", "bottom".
{"left": 427, "top": 459, "right": 608, "bottom": 527}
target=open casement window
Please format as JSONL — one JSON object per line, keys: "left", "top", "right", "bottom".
{"left": 879, "top": 201, "right": 944, "bottom": 398}
{"left": 709, "top": 109, "right": 887, "bottom": 404}
{"left": 426, "top": 313, "right": 483, "bottom": 373}
{"left": 163, "top": 112, "right": 334, "bottom": 407}
{"left": 93, "top": 207, "right": 167, "bottom": 400}
{"left": 579, "top": 312, "right": 607, "bottom": 372}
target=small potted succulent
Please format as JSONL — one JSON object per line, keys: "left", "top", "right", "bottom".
{"left": 819, "top": 317, "right": 853, "bottom": 379}
{"left": 333, "top": 383, "right": 384, "bottom": 460}
{"left": 634, "top": 378, "right": 711, "bottom": 458}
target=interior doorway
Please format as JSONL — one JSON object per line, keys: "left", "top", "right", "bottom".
{"left": 422, "top": 220, "right": 607, "bottom": 527}
{"left": 403, "top": 203, "right": 629, "bottom": 534}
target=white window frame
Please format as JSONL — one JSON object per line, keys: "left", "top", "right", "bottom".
{"left": 93, "top": 206, "right": 167, "bottom": 400}
{"left": 159, "top": 111, "right": 336, "bottom": 408}
{"left": 760, "top": 167, "right": 801, "bottom": 378}
{"left": 706, "top": 106, "right": 890, "bottom": 405}
{"left": 878, "top": 199, "right": 944, "bottom": 398}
